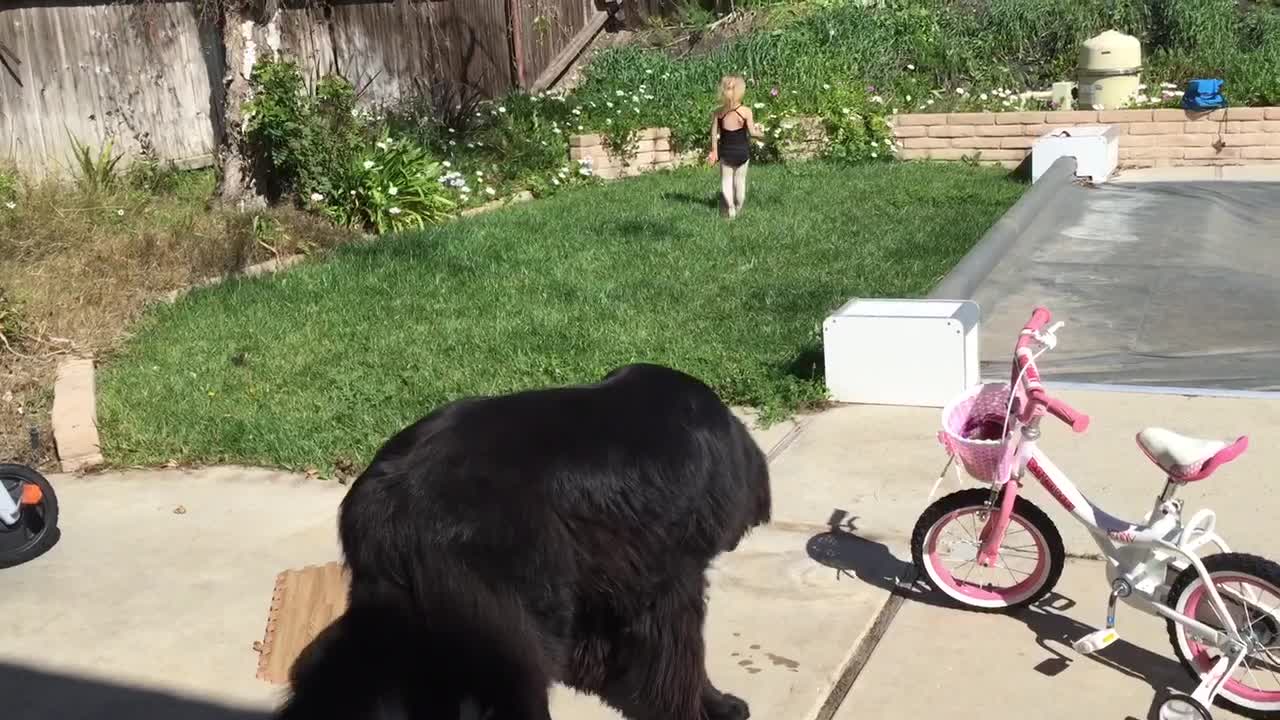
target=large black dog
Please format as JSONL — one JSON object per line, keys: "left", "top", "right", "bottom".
{"left": 278, "top": 363, "right": 772, "bottom": 720}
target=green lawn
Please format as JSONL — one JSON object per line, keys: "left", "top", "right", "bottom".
{"left": 97, "top": 161, "right": 1024, "bottom": 471}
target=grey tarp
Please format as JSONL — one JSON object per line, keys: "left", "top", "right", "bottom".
{"left": 974, "top": 180, "right": 1280, "bottom": 391}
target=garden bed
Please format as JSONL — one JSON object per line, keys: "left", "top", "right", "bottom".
{"left": 95, "top": 161, "right": 1025, "bottom": 473}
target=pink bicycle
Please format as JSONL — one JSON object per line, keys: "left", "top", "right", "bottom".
{"left": 911, "top": 306, "right": 1280, "bottom": 720}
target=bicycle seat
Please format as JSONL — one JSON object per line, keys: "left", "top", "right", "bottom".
{"left": 1136, "top": 428, "right": 1248, "bottom": 483}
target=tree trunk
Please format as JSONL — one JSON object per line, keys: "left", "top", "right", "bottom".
{"left": 215, "top": 0, "right": 280, "bottom": 209}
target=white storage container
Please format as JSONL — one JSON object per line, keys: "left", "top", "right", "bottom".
{"left": 822, "top": 299, "right": 980, "bottom": 408}
{"left": 1032, "top": 124, "right": 1120, "bottom": 184}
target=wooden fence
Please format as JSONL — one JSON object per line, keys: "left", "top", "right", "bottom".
{"left": 0, "top": 0, "right": 615, "bottom": 176}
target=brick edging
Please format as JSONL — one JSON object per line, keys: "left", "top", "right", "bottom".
{"left": 51, "top": 355, "right": 104, "bottom": 473}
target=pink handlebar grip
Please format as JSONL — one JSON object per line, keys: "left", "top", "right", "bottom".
{"left": 1036, "top": 392, "right": 1090, "bottom": 433}
{"left": 1022, "top": 306, "right": 1052, "bottom": 334}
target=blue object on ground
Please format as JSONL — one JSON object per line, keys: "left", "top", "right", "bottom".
{"left": 1183, "top": 79, "right": 1227, "bottom": 110}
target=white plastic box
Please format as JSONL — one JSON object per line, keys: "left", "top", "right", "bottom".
{"left": 822, "top": 299, "right": 981, "bottom": 408}
{"left": 1032, "top": 124, "right": 1120, "bottom": 184}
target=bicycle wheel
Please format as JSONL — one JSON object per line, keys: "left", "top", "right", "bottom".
{"left": 911, "top": 487, "right": 1065, "bottom": 612}
{"left": 0, "top": 463, "right": 60, "bottom": 569}
{"left": 1167, "top": 553, "right": 1280, "bottom": 719}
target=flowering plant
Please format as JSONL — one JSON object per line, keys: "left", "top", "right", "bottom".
{"left": 314, "top": 136, "right": 454, "bottom": 234}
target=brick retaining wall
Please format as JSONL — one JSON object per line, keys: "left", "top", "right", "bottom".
{"left": 892, "top": 107, "right": 1280, "bottom": 169}
{"left": 568, "top": 128, "right": 684, "bottom": 180}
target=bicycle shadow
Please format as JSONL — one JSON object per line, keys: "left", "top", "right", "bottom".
{"left": 806, "top": 512, "right": 1197, "bottom": 720}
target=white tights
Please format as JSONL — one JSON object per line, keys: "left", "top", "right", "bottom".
{"left": 720, "top": 161, "right": 749, "bottom": 217}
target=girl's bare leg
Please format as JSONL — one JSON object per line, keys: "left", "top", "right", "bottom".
{"left": 720, "top": 163, "right": 736, "bottom": 218}
{"left": 733, "top": 162, "right": 749, "bottom": 213}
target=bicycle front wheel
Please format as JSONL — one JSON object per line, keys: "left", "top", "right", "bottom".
{"left": 911, "top": 487, "right": 1065, "bottom": 612}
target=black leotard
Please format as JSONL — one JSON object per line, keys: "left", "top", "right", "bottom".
{"left": 717, "top": 106, "right": 751, "bottom": 168}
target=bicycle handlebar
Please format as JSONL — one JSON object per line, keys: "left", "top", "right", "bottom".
{"left": 1014, "top": 306, "right": 1091, "bottom": 434}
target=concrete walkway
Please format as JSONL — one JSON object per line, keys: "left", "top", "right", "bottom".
{"left": 2, "top": 394, "right": 1276, "bottom": 719}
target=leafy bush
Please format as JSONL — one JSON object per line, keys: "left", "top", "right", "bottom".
{"left": 313, "top": 136, "right": 455, "bottom": 234}
{"left": 245, "top": 61, "right": 366, "bottom": 201}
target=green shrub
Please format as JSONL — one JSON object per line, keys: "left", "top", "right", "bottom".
{"left": 245, "top": 60, "right": 366, "bottom": 201}
{"left": 313, "top": 135, "right": 455, "bottom": 234}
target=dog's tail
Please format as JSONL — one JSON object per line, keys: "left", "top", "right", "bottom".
{"left": 277, "top": 544, "right": 553, "bottom": 719}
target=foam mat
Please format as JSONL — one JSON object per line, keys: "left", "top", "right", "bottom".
{"left": 256, "top": 561, "right": 349, "bottom": 685}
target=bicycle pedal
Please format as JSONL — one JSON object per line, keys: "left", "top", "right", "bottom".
{"left": 1072, "top": 629, "right": 1120, "bottom": 655}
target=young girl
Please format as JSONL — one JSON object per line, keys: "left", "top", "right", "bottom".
{"left": 706, "top": 75, "right": 763, "bottom": 219}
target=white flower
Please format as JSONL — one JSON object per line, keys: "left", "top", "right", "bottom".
{"left": 579, "top": 166, "right": 593, "bottom": 176}
{"left": 979, "top": 93, "right": 988, "bottom": 101}
{"left": 448, "top": 128, "right": 456, "bottom": 133}
{"left": 310, "top": 192, "right": 324, "bottom": 202}
{"left": 363, "top": 160, "right": 375, "bottom": 170}
{"left": 646, "top": 69, "right": 653, "bottom": 75}
{"left": 753, "top": 102, "right": 764, "bottom": 109}
{"left": 577, "top": 125, "right": 584, "bottom": 130}
{"left": 579, "top": 157, "right": 593, "bottom": 166}
{"left": 606, "top": 118, "right": 613, "bottom": 125}
{"left": 631, "top": 95, "right": 640, "bottom": 103}
{"left": 906, "top": 63, "right": 916, "bottom": 70}
{"left": 388, "top": 207, "right": 402, "bottom": 215}
{"left": 615, "top": 90, "right": 625, "bottom": 97}
{"left": 442, "top": 161, "right": 452, "bottom": 167}
{"left": 350, "top": 190, "right": 357, "bottom": 196}
{"left": 553, "top": 128, "right": 562, "bottom": 134}
{"left": 871, "top": 95, "right": 884, "bottom": 104}
{"left": 3, "top": 201, "right": 15, "bottom": 210}
{"left": 116, "top": 209, "right": 125, "bottom": 216}
{"left": 485, "top": 187, "right": 496, "bottom": 196}
{"left": 376, "top": 141, "right": 389, "bottom": 150}
{"left": 498, "top": 106, "right": 507, "bottom": 113}
{"left": 956, "top": 88, "right": 967, "bottom": 95}
{"left": 905, "top": 94, "right": 912, "bottom": 102}
{"left": 476, "top": 171, "right": 484, "bottom": 177}
{"left": 871, "top": 152, "right": 878, "bottom": 158}
{"left": 450, "top": 140, "right": 458, "bottom": 146}
{"left": 926, "top": 98, "right": 935, "bottom": 106}
{"left": 388, "top": 185, "right": 398, "bottom": 196}
{"left": 822, "top": 83, "right": 831, "bottom": 90}
{"left": 573, "top": 107, "right": 582, "bottom": 115}
{"left": 606, "top": 101, "right": 614, "bottom": 108}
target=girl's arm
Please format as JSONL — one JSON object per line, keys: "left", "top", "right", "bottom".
{"left": 711, "top": 109, "right": 721, "bottom": 162}
{"left": 744, "top": 107, "right": 764, "bottom": 139}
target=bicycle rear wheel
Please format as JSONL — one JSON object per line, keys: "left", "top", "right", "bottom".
{"left": 1167, "top": 553, "right": 1280, "bottom": 719}
{"left": 911, "top": 487, "right": 1065, "bottom": 612}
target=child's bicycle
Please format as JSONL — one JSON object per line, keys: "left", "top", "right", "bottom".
{"left": 0, "top": 463, "right": 59, "bottom": 569}
{"left": 911, "top": 306, "right": 1280, "bottom": 720}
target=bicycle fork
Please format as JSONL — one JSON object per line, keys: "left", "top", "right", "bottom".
{"left": 976, "top": 480, "right": 1019, "bottom": 568}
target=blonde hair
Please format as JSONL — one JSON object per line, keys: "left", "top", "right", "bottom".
{"left": 718, "top": 75, "right": 746, "bottom": 111}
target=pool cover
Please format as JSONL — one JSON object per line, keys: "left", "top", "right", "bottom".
{"left": 974, "top": 180, "right": 1280, "bottom": 391}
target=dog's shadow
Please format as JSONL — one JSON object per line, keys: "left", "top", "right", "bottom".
{"left": 806, "top": 512, "right": 1200, "bottom": 720}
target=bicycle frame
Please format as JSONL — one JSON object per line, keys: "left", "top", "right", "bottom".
{"left": 0, "top": 479, "right": 19, "bottom": 526}
{"left": 976, "top": 388, "right": 1267, "bottom": 672}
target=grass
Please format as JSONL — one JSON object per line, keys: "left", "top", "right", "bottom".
{"left": 97, "top": 161, "right": 1025, "bottom": 472}
{"left": 0, "top": 165, "right": 355, "bottom": 467}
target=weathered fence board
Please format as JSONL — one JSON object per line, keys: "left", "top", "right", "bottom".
{"left": 0, "top": 0, "right": 650, "bottom": 177}
{"left": 0, "top": 1, "right": 222, "bottom": 176}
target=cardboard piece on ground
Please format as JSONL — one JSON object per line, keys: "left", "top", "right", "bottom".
{"left": 256, "top": 561, "right": 349, "bottom": 685}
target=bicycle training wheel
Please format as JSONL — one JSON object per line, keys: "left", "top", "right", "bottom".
{"left": 0, "top": 463, "right": 60, "bottom": 569}
{"left": 911, "top": 487, "right": 1065, "bottom": 612}
{"left": 1167, "top": 553, "right": 1280, "bottom": 719}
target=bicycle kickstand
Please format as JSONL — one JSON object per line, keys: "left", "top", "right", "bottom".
{"left": 1073, "top": 581, "right": 1124, "bottom": 655}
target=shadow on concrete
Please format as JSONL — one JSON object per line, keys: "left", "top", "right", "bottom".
{"left": 805, "top": 514, "right": 1197, "bottom": 720}
{"left": 0, "top": 661, "right": 271, "bottom": 720}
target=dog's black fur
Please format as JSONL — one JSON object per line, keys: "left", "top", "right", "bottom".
{"left": 277, "top": 363, "right": 772, "bottom": 720}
